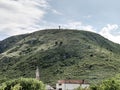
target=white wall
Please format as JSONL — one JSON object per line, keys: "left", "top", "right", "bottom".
{"left": 46, "top": 85, "right": 54, "bottom": 90}
{"left": 81, "top": 84, "right": 89, "bottom": 89}
{"left": 56, "top": 83, "right": 89, "bottom": 90}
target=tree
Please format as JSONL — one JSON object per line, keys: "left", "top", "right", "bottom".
{"left": 0, "top": 78, "right": 45, "bottom": 90}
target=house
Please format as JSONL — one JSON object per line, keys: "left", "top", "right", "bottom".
{"left": 56, "top": 80, "right": 89, "bottom": 90}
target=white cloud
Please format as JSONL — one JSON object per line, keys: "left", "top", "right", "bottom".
{"left": 0, "top": 0, "right": 48, "bottom": 40}
{"left": 63, "top": 21, "right": 96, "bottom": 33}
{"left": 100, "top": 24, "right": 118, "bottom": 33}
{"left": 99, "top": 24, "right": 120, "bottom": 44}
{"left": 83, "top": 15, "right": 92, "bottom": 18}
{"left": 51, "top": 9, "right": 63, "bottom": 15}
{"left": 39, "top": 21, "right": 96, "bottom": 33}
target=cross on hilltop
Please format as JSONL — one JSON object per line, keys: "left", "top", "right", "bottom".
{"left": 59, "top": 26, "right": 61, "bottom": 30}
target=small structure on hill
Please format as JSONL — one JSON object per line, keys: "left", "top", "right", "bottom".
{"left": 36, "top": 66, "right": 40, "bottom": 80}
{"left": 56, "top": 80, "right": 89, "bottom": 90}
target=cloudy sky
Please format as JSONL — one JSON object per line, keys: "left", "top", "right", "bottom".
{"left": 0, "top": 0, "right": 120, "bottom": 44}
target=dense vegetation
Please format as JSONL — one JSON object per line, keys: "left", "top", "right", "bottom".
{"left": 91, "top": 78, "right": 120, "bottom": 90}
{"left": 76, "top": 75, "right": 120, "bottom": 90}
{"left": 0, "top": 29, "right": 120, "bottom": 86}
{"left": 0, "top": 78, "right": 45, "bottom": 90}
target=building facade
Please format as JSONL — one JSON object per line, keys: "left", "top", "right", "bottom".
{"left": 56, "top": 80, "right": 89, "bottom": 90}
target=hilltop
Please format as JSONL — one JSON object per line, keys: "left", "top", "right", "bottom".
{"left": 0, "top": 29, "right": 120, "bottom": 85}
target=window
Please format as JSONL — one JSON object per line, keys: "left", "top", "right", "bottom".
{"left": 59, "top": 83, "right": 62, "bottom": 86}
{"left": 59, "top": 88, "right": 62, "bottom": 90}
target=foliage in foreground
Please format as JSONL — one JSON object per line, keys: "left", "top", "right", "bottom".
{"left": 76, "top": 75, "right": 120, "bottom": 90}
{"left": 0, "top": 78, "right": 45, "bottom": 90}
{"left": 91, "top": 79, "right": 120, "bottom": 90}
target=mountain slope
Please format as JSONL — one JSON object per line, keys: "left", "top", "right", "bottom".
{"left": 0, "top": 29, "right": 120, "bottom": 85}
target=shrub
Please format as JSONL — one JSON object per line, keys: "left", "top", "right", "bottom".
{"left": 0, "top": 78, "right": 45, "bottom": 90}
{"left": 75, "top": 86, "right": 91, "bottom": 90}
{"left": 91, "top": 78, "right": 120, "bottom": 90}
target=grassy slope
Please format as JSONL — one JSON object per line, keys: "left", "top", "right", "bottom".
{"left": 0, "top": 29, "right": 120, "bottom": 85}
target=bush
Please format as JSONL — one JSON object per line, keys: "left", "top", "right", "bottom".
{"left": 76, "top": 77, "right": 120, "bottom": 90}
{"left": 91, "top": 77, "right": 120, "bottom": 90}
{"left": 0, "top": 78, "right": 45, "bottom": 90}
{"left": 75, "top": 86, "right": 91, "bottom": 90}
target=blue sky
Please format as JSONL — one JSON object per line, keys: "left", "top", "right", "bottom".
{"left": 0, "top": 0, "right": 120, "bottom": 43}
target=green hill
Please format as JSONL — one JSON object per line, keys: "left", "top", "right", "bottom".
{"left": 0, "top": 29, "right": 120, "bottom": 85}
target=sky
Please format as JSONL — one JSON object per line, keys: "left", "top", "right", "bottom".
{"left": 0, "top": 0, "right": 120, "bottom": 44}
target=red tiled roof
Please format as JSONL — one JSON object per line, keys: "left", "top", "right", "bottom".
{"left": 57, "top": 80, "right": 88, "bottom": 84}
